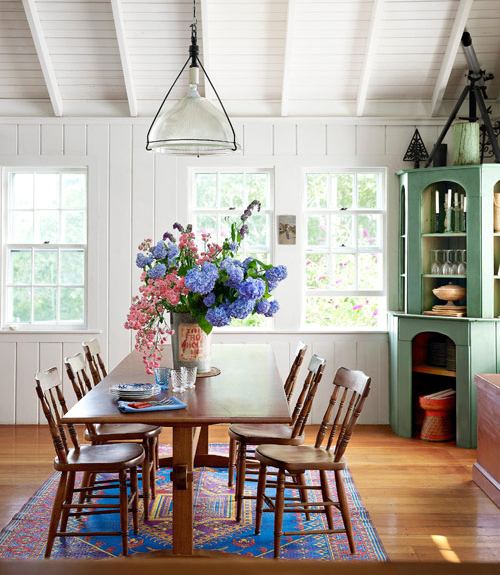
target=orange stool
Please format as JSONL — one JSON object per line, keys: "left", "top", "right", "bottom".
{"left": 419, "top": 394, "right": 455, "bottom": 441}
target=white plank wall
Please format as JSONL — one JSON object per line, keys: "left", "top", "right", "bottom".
{"left": 0, "top": 117, "right": 448, "bottom": 424}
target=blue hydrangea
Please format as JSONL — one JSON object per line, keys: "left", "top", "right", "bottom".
{"left": 136, "top": 253, "right": 153, "bottom": 268}
{"left": 265, "top": 265, "right": 288, "bottom": 284}
{"left": 185, "top": 262, "right": 218, "bottom": 295}
{"left": 166, "top": 242, "right": 179, "bottom": 264}
{"left": 242, "top": 257, "right": 254, "bottom": 270}
{"left": 225, "top": 264, "right": 244, "bottom": 288}
{"left": 221, "top": 258, "right": 243, "bottom": 272}
{"left": 203, "top": 292, "right": 216, "bottom": 307}
{"left": 151, "top": 241, "right": 167, "bottom": 260}
{"left": 229, "top": 297, "right": 255, "bottom": 319}
{"left": 238, "top": 278, "right": 265, "bottom": 300}
{"left": 264, "top": 300, "right": 279, "bottom": 317}
{"left": 229, "top": 241, "right": 239, "bottom": 252}
{"left": 255, "top": 299, "right": 270, "bottom": 315}
{"left": 147, "top": 263, "right": 166, "bottom": 279}
{"left": 206, "top": 305, "right": 230, "bottom": 327}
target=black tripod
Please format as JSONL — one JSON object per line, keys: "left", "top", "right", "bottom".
{"left": 425, "top": 68, "right": 500, "bottom": 167}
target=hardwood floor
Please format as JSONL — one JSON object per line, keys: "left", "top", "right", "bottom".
{"left": 0, "top": 424, "right": 498, "bottom": 563}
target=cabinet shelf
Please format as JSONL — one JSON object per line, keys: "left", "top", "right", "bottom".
{"left": 422, "top": 274, "right": 466, "bottom": 279}
{"left": 413, "top": 364, "right": 456, "bottom": 378}
{"left": 422, "top": 233, "right": 466, "bottom": 237}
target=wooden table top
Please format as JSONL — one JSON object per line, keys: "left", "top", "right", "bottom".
{"left": 63, "top": 344, "right": 291, "bottom": 426}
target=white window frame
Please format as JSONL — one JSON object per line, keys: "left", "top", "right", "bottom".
{"left": 1, "top": 166, "right": 89, "bottom": 330}
{"left": 303, "top": 167, "right": 387, "bottom": 329}
{"left": 189, "top": 167, "right": 275, "bottom": 329}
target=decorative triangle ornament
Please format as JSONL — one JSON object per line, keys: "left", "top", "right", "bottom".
{"left": 403, "top": 128, "right": 429, "bottom": 168}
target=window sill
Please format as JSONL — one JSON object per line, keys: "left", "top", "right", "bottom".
{"left": 214, "top": 328, "right": 388, "bottom": 335}
{"left": 0, "top": 328, "right": 102, "bottom": 335}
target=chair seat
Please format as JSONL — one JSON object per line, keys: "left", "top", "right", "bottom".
{"left": 85, "top": 423, "right": 161, "bottom": 442}
{"left": 229, "top": 423, "right": 303, "bottom": 446}
{"left": 255, "top": 444, "right": 346, "bottom": 472}
{"left": 54, "top": 443, "right": 145, "bottom": 472}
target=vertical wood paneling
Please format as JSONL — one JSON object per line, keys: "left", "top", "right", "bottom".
{"left": 385, "top": 126, "right": 416, "bottom": 157}
{"left": 64, "top": 124, "right": 87, "bottom": 156}
{"left": 0, "top": 343, "right": 16, "bottom": 424}
{"left": 327, "top": 124, "right": 356, "bottom": 157}
{"left": 17, "top": 124, "right": 40, "bottom": 156}
{"left": 356, "top": 125, "right": 386, "bottom": 156}
{"left": 244, "top": 123, "right": 274, "bottom": 156}
{"left": 62, "top": 342, "right": 83, "bottom": 409}
{"left": 378, "top": 339, "right": 390, "bottom": 423}
{"left": 38, "top": 343, "right": 63, "bottom": 423}
{"left": 15, "top": 343, "right": 39, "bottom": 424}
{"left": 154, "top": 155, "right": 178, "bottom": 243}
{"left": 108, "top": 124, "right": 133, "bottom": 370}
{"left": 310, "top": 341, "right": 336, "bottom": 423}
{"left": 274, "top": 123, "right": 297, "bottom": 156}
{"left": 357, "top": 339, "right": 381, "bottom": 424}
{"left": 41, "top": 124, "right": 64, "bottom": 155}
{"left": 0, "top": 125, "right": 17, "bottom": 155}
{"left": 297, "top": 122, "right": 327, "bottom": 156}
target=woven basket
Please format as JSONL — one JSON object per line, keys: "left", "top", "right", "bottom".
{"left": 419, "top": 395, "right": 455, "bottom": 442}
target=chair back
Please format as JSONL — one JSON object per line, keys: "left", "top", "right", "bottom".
{"left": 82, "top": 338, "right": 107, "bottom": 385}
{"left": 283, "top": 341, "right": 307, "bottom": 402}
{"left": 290, "top": 354, "right": 326, "bottom": 438}
{"left": 314, "top": 367, "right": 371, "bottom": 461}
{"left": 65, "top": 352, "right": 92, "bottom": 401}
{"left": 35, "top": 367, "right": 79, "bottom": 464}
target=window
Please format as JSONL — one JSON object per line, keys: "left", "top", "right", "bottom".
{"left": 2, "top": 169, "right": 87, "bottom": 327}
{"left": 304, "top": 169, "right": 386, "bottom": 329}
{"left": 191, "top": 169, "right": 273, "bottom": 327}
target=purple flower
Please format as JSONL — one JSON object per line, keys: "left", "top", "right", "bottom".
{"left": 264, "top": 300, "right": 279, "bottom": 317}
{"left": 173, "top": 222, "right": 184, "bottom": 233}
{"left": 239, "top": 224, "right": 249, "bottom": 238}
{"left": 163, "top": 231, "right": 175, "bottom": 242}
{"left": 203, "top": 292, "right": 216, "bottom": 307}
{"left": 185, "top": 262, "right": 218, "bottom": 295}
{"left": 151, "top": 241, "right": 167, "bottom": 260}
{"left": 265, "top": 265, "right": 288, "bottom": 284}
{"left": 255, "top": 299, "right": 270, "bottom": 315}
{"left": 206, "top": 306, "right": 230, "bottom": 327}
{"left": 147, "top": 263, "right": 166, "bottom": 279}
{"left": 136, "top": 253, "right": 153, "bottom": 268}
{"left": 229, "top": 297, "right": 255, "bottom": 319}
{"left": 238, "top": 278, "right": 265, "bottom": 300}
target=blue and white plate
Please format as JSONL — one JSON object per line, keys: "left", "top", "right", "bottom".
{"left": 110, "top": 383, "right": 160, "bottom": 400}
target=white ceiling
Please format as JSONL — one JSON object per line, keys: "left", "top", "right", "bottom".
{"left": 1, "top": 0, "right": 500, "bottom": 117}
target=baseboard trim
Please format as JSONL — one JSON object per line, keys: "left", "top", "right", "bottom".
{"left": 472, "top": 463, "right": 500, "bottom": 508}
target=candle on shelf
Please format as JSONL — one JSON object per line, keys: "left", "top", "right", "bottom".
{"left": 463, "top": 196, "right": 467, "bottom": 212}
{"left": 454, "top": 192, "right": 459, "bottom": 207}
{"left": 447, "top": 189, "right": 452, "bottom": 208}
{"left": 435, "top": 190, "right": 440, "bottom": 213}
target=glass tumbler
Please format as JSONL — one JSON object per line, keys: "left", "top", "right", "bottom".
{"left": 184, "top": 367, "right": 198, "bottom": 389}
{"left": 431, "top": 250, "right": 441, "bottom": 274}
{"left": 442, "top": 250, "right": 453, "bottom": 275}
{"left": 171, "top": 368, "right": 187, "bottom": 393}
{"left": 154, "top": 367, "right": 170, "bottom": 391}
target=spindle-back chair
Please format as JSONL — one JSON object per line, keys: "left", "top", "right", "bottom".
{"left": 82, "top": 338, "right": 107, "bottom": 386}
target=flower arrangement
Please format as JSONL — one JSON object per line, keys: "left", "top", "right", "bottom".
{"left": 125, "top": 200, "right": 287, "bottom": 372}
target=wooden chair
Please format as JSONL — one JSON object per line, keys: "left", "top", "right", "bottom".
{"left": 65, "top": 352, "right": 161, "bottom": 521}
{"left": 82, "top": 338, "right": 107, "bottom": 386}
{"left": 254, "top": 367, "right": 371, "bottom": 558}
{"left": 230, "top": 353, "right": 325, "bottom": 522}
{"left": 35, "top": 367, "right": 144, "bottom": 557}
{"left": 227, "top": 342, "right": 307, "bottom": 488}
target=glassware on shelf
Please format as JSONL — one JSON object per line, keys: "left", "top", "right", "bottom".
{"left": 431, "top": 249, "right": 441, "bottom": 274}
{"left": 450, "top": 250, "right": 459, "bottom": 275}
{"left": 457, "top": 249, "right": 467, "bottom": 275}
{"left": 442, "top": 249, "right": 453, "bottom": 275}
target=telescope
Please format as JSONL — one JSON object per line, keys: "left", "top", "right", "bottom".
{"left": 425, "top": 30, "right": 500, "bottom": 166}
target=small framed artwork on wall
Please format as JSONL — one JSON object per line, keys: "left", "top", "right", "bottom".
{"left": 278, "top": 215, "right": 296, "bottom": 245}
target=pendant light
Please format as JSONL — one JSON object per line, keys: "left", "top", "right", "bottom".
{"left": 146, "top": 0, "right": 239, "bottom": 155}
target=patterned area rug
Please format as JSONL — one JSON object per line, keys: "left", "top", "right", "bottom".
{"left": 0, "top": 444, "right": 386, "bottom": 561}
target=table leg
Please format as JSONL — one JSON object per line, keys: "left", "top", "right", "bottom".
{"left": 171, "top": 426, "right": 194, "bottom": 555}
{"left": 159, "top": 424, "right": 230, "bottom": 468}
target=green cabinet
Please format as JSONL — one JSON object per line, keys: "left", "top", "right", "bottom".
{"left": 390, "top": 165, "right": 500, "bottom": 448}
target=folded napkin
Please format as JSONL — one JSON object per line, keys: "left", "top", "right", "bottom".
{"left": 117, "top": 396, "right": 187, "bottom": 413}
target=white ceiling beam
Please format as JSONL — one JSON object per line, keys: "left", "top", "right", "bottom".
{"left": 281, "top": 0, "right": 296, "bottom": 117}
{"left": 200, "top": 0, "right": 215, "bottom": 100}
{"left": 430, "top": 0, "right": 474, "bottom": 117}
{"left": 21, "top": 0, "right": 63, "bottom": 117}
{"left": 111, "top": 0, "right": 137, "bottom": 117}
{"left": 356, "top": 0, "right": 385, "bottom": 117}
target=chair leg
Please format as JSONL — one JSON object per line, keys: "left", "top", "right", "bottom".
{"left": 273, "top": 469, "right": 286, "bottom": 559}
{"left": 155, "top": 436, "right": 160, "bottom": 470}
{"left": 335, "top": 469, "right": 355, "bottom": 554}
{"left": 235, "top": 441, "right": 247, "bottom": 523}
{"left": 228, "top": 437, "right": 236, "bottom": 488}
{"left": 142, "top": 439, "right": 150, "bottom": 521}
{"left": 130, "top": 467, "right": 139, "bottom": 535}
{"left": 60, "top": 471, "right": 76, "bottom": 531}
{"left": 296, "top": 472, "right": 311, "bottom": 521}
{"left": 45, "top": 472, "right": 68, "bottom": 558}
{"left": 78, "top": 471, "right": 90, "bottom": 505}
{"left": 254, "top": 463, "right": 267, "bottom": 535}
{"left": 149, "top": 438, "right": 156, "bottom": 499}
{"left": 319, "top": 470, "right": 334, "bottom": 530}
{"left": 119, "top": 470, "right": 129, "bottom": 556}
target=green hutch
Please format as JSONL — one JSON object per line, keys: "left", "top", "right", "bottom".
{"left": 389, "top": 164, "right": 500, "bottom": 448}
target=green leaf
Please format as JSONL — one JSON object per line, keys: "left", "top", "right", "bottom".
{"left": 197, "top": 314, "right": 213, "bottom": 335}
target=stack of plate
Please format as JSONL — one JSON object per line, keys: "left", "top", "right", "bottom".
{"left": 110, "top": 383, "right": 160, "bottom": 400}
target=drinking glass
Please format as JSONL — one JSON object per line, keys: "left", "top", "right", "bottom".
{"left": 154, "top": 367, "right": 170, "bottom": 391}
{"left": 451, "top": 250, "right": 459, "bottom": 275}
{"left": 171, "top": 368, "right": 187, "bottom": 393}
{"left": 184, "top": 367, "right": 198, "bottom": 389}
{"left": 431, "top": 250, "right": 441, "bottom": 274}
{"left": 442, "top": 250, "right": 453, "bottom": 275}
{"left": 458, "top": 249, "right": 467, "bottom": 275}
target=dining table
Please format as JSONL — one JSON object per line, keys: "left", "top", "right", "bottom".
{"left": 62, "top": 343, "right": 291, "bottom": 556}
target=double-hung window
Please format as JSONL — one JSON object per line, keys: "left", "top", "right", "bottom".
{"left": 304, "top": 169, "right": 386, "bottom": 329}
{"left": 191, "top": 168, "right": 273, "bottom": 327}
{"left": 2, "top": 168, "right": 87, "bottom": 328}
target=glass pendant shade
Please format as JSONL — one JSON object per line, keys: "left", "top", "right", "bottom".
{"left": 147, "top": 85, "right": 239, "bottom": 155}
